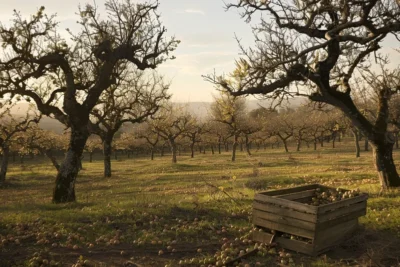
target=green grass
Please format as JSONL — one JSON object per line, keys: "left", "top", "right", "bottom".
{"left": 1, "top": 139, "right": 400, "bottom": 266}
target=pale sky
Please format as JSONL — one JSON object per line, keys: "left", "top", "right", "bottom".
{"left": 0, "top": 0, "right": 254, "bottom": 102}
{"left": 0, "top": 1, "right": 398, "bottom": 102}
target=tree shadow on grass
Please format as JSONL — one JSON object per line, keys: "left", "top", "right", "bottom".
{"left": 0, "top": 201, "right": 96, "bottom": 214}
{"left": 323, "top": 227, "right": 400, "bottom": 266}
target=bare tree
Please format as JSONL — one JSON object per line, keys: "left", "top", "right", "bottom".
{"left": 184, "top": 117, "right": 206, "bottom": 158}
{"left": 84, "top": 136, "right": 102, "bottom": 163}
{"left": 135, "top": 123, "right": 160, "bottom": 160}
{"left": 90, "top": 70, "right": 169, "bottom": 177}
{"left": 210, "top": 93, "right": 247, "bottom": 161}
{"left": 150, "top": 104, "right": 192, "bottom": 163}
{"left": 205, "top": 0, "right": 400, "bottom": 189}
{"left": 0, "top": 105, "right": 40, "bottom": 185}
{"left": 0, "top": 1, "right": 178, "bottom": 202}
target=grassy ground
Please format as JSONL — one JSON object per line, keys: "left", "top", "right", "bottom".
{"left": 1, "top": 139, "right": 400, "bottom": 267}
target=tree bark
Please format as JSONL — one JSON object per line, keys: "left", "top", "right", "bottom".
{"left": 245, "top": 135, "right": 252, "bottom": 156}
{"left": 211, "top": 145, "right": 215, "bottom": 155}
{"left": 190, "top": 143, "right": 195, "bottom": 158}
{"left": 232, "top": 134, "right": 238, "bottom": 162}
{"left": 150, "top": 149, "right": 154, "bottom": 160}
{"left": 372, "top": 142, "right": 400, "bottom": 188}
{"left": 0, "top": 145, "right": 10, "bottom": 185}
{"left": 296, "top": 139, "right": 301, "bottom": 152}
{"left": 332, "top": 132, "right": 336, "bottom": 148}
{"left": 170, "top": 140, "right": 177, "bottom": 163}
{"left": 282, "top": 140, "right": 289, "bottom": 153}
{"left": 89, "top": 152, "right": 93, "bottom": 163}
{"left": 53, "top": 126, "right": 89, "bottom": 203}
{"left": 42, "top": 149, "right": 60, "bottom": 171}
{"left": 103, "top": 137, "right": 112, "bottom": 178}
{"left": 352, "top": 129, "right": 360, "bottom": 158}
{"left": 365, "top": 137, "right": 369, "bottom": 151}
{"left": 313, "top": 140, "right": 317, "bottom": 151}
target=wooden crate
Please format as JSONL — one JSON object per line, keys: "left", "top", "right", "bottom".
{"left": 252, "top": 184, "right": 368, "bottom": 256}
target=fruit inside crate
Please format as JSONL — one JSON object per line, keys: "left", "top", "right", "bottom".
{"left": 271, "top": 184, "right": 363, "bottom": 206}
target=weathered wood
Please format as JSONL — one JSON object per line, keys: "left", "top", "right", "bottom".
{"left": 260, "top": 184, "right": 319, "bottom": 196}
{"left": 275, "top": 189, "right": 316, "bottom": 200}
{"left": 255, "top": 194, "right": 318, "bottom": 214}
{"left": 253, "top": 210, "right": 316, "bottom": 231}
{"left": 252, "top": 231, "right": 314, "bottom": 255}
{"left": 317, "top": 194, "right": 368, "bottom": 214}
{"left": 317, "top": 209, "right": 365, "bottom": 231}
{"left": 318, "top": 201, "right": 366, "bottom": 222}
{"left": 253, "top": 201, "right": 317, "bottom": 223}
{"left": 253, "top": 217, "right": 315, "bottom": 239}
{"left": 253, "top": 184, "right": 368, "bottom": 256}
{"left": 314, "top": 219, "right": 359, "bottom": 252}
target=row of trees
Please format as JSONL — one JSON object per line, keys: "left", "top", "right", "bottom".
{"left": 1, "top": 0, "right": 400, "bottom": 202}
{"left": 204, "top": 0, "right": 400, "bottom": 190}
{"left": 0, "top": 0, "right": 178, "bottom": 202}
{"left": 2, "top": 94, "right": 395, "bottom": 186}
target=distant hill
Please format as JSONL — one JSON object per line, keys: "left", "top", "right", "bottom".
{"left": 9, "top": 97, "right": 309, "bottom": 133}
{"left": 184, "top": 97, "right": 308, "bottom": 118}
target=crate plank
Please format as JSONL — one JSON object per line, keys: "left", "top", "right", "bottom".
{"left": 318, "top": 201, "right": 367, "bottom": 222}
{"left": 317, "top": 209, "right": 365, "bottom": 231}
{"left": 253, "top": 217, "right": 315, "bottom": 239}
{"left": 314, "top": 219, "right": 358, "bottom": 252}
{"left": 260, "top": 184, "right": 319, "bottom": 196}
{"left": 253, "top": 210, "right": 316, "bottom": 231}
{"left": 317, "top": 194, "right": 368, "bottom": 214}
{"left": 253, "top": 202, "right": 317, "bottom": 223}
{"left": 252, "top": 231, "right": 314, "bottom": 255}
{"left": 255, "top": 194, "right": 318, "bottom": 214}
{"left": 275, "top": 189, "right": 316, "bottom": 201}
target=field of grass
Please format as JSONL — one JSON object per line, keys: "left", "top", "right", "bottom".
{"left": 1, "top": 139, "right": 400, "bottom": 267}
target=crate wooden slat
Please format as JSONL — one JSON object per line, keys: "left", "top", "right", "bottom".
{"left": 253, "top": 217, "right": 315, "bottom": 239}
{"left": 252, "top": 231, "right": 314, "bottom": 255}
{"left": 253, "top": 210, "right": 315, "bottom": 231}
{"left": 253, "top": 202, "right": 317, "bottom": 223}
{"left": 276, "top": 189, "right": 316, "bottom": 200}
{"left": 318, "top": 201, "right": 366, "bottom": 222}
{"left": 252, "top": 184, "right": 368, "bottom": 255}
{"left": 317, "top": 194, "right": 368, "bottom": 214}
{"left": 255, "top": 194, "right": 318, "bottom": 214}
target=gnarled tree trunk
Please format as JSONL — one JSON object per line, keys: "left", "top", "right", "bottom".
{"left": 190, "top": 143, "right": 195, "bottom": 158}
{"left": 352, "top": 129, "right": 360, "bottom": 158}
{"left": 103, "top": 136, "right": 113, "bottom": 178}
{"left": 150, "top": 149, "right": 154, "bottom": 160}
{"left": 365, "top": 137, "right": 369, "bottom": 151}
{"left": 372, "top": 141, "right": 400, "bottom": 189}
{"left": 41, "top": 148, "right": 60, "bottom": 171}
{"left": 232, "top": 134, "right": 239, "bottom": 162}
{"left": 169, "top": 139, "right": 177, "bottom": 163}
{"left": 245, "top": 135, "right": 252, "bottom": 156}
{"left": 53, "top": 126, "right": 89, "bottom": 203}
{"left": 0, "top": 145, "right": 10, "bottom": 185}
